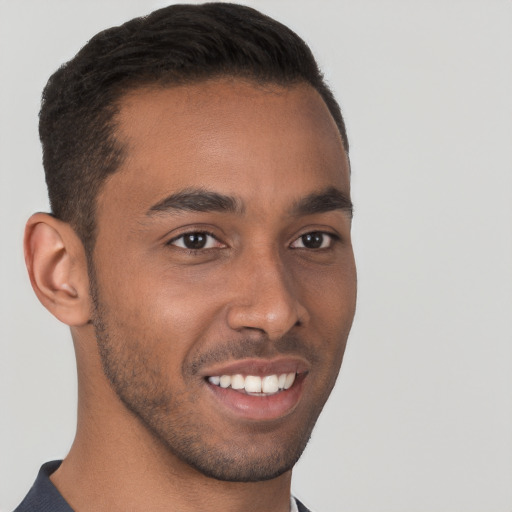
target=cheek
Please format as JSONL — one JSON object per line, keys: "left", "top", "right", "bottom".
{"left": 293, "top": 255, "right": 356, "bottom": 363}
{"left": 96, "top": 255, "right": 229, "bottom": 350}
{"left": 296, "top": 255, "right": 356, "bottom": 323}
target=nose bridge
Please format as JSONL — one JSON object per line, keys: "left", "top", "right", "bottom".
{"left": 226, "top": 243, "right": 307, "bottom": 339}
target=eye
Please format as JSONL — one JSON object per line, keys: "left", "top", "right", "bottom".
{"left": 169, "top": 232, "right": 223, "bottom": 250}
{"left": 290, "top": 231, "right": 337, "bottom": 249}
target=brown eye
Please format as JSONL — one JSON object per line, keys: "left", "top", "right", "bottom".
{"left": 301, "top": 232, "right": 324, "bottom": 249}
{"left": 184, "top": 233, "right": 208, "bottom": 249}
{"left": 170, "top": 232, "right": 222, "bottom": 250}
{"left": 290, "top": 231, "right": 336, "bottom": 249}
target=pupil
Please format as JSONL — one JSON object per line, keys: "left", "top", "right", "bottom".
{"left": 302, "top": 232, "right": 323, "bottom": 249}
{"left": 184, "top": 233, "right": 207, "bottom": 249}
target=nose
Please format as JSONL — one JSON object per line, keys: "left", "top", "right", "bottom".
{"left": 226, "top": 248, "right": 309, "bottom": 340}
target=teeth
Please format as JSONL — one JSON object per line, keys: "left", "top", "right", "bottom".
{"left": 284, "top": 373, "right": 296, "bottom": 390}
{"left": 231, "top": 374, "right": 245, "bottom": 390}
{"left": 208, "top": 372, "right": 296, "bottom": 394}
{"left": 262, "top": 375, "right": 279, "bottom": 394}
{"left": 245, "top": 375, "right": 262, "bottom": 393}
{"left": 219, "top": 375, "right": 231, "bottom": 388}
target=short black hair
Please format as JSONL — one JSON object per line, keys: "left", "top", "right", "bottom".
{"left": 39, "top": 2, "right": 349, "bottom": 253}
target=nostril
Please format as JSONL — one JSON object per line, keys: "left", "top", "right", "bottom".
{"left": 225, "top": 262, "right": 309, "bottom": 338}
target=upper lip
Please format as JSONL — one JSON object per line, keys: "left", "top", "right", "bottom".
{"left": 202, "top": 357, "right": 310, "bottom": 377}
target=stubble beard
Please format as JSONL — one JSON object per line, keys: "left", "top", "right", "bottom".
{"left": 88, "top": 272, "right": 326, "bottom": 483}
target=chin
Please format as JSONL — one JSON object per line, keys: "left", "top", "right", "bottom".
{"left": 130, "top": 400, "right": 317, "bottom": 483}
{"left": 163, "top": 428, "right": 312, "bottom": 483}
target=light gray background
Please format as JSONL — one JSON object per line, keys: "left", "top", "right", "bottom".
{"left": 1, "top": 1, "right": 511, "bottom": 511}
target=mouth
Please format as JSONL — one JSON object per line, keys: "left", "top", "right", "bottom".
{"left": 207, "top": 372, "right": 297, "bottom": 396}
{"left": 202, "top": 358, "right": 309, "bottom": 421}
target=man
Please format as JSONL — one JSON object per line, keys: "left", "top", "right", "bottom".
{"left": 16, "top": 3, "right": 356, "bottom": 511}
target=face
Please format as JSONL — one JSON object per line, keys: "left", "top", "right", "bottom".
{"left": 90, "top": 79, "right": 356, "bottom": 482}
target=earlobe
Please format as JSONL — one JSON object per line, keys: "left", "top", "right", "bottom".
{"left": 24, "top": 213, "right": 91, "bottom": 326}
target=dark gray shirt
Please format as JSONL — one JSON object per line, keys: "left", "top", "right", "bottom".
{"left": 14, "top": 461, "right": 312, "bottom": 512}
{"left": 14, "top": 461, "right": 72, "bottom": 512}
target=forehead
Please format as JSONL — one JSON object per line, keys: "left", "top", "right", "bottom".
{"left": 99, "top": 79, "right": 349, "bottom": 217}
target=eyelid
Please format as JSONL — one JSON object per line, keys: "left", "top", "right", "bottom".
{"left": 290, "top": 231, "right": 339, "bottom": 249}
{"left": 167, "top": 230, "right": 225, "bottom": 249}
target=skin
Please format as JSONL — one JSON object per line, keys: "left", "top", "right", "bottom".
{"left": 24, "top": 78, "right": 356, "bottom": 512}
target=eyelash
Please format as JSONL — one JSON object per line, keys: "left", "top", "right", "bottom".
{"left": 167, "top": 231, "right": 223, "bottom": 251}
{"left": 167, "top": 230, "right": 339, "bottom": 252}
{"left": 290, "top": 231, "right": 339, "bottom": 250}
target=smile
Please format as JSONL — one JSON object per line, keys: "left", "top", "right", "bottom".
{"left": 207, "top": 373, "right": 296, "bottom": 395}
{"left": 202, "top": 358, "right": 309, "bottom": 420}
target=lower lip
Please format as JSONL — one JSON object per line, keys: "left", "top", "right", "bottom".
{"left": 205, "top": 374, "right": 306, "bottom": 421}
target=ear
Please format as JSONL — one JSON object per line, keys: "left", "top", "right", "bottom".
{"left": 24, "top": 213, "right": 91, "bottom": 326}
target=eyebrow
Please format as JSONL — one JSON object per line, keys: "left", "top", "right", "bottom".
{"left": 146, "top": 186, "right": 353, "bottom": 219}
{"left": 291, "top": 187, "right": 353, "bottom": 219}
{"left": 147, "top": 188, "right": 243, "bottom": 216}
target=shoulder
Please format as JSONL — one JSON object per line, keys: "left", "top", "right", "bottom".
{"left": 13, "top": 461, "right": 73, "bottom": 512}
{"left": 295, "top": 497, "right": 314, "bottom": 512}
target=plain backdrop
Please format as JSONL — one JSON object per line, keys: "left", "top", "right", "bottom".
{"left": 1, "top": 1, "right": 511, "bottom": 511}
